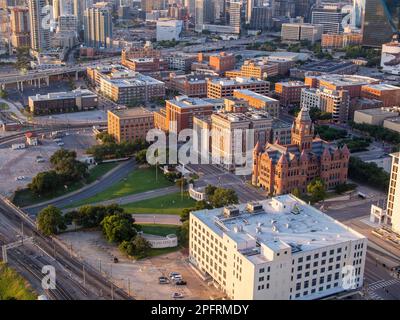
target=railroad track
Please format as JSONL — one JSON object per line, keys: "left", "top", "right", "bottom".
{"left": 0, "top": 199, "right": 132, "bottom": 300}
{"left": 0, "top": 124, "right": 95, "bottom": 145}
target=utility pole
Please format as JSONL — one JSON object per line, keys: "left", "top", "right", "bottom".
{"left": 128, "top": 278, "right": 131, "bottom": 297}
{"left": 82, "top": 264, "right": 86, "bottom": 289}
{"left": 21, "top": 222, "right": 24, "bottom": 245}
{"left": 111, "top": 282, "right": 114, "bottom": 300}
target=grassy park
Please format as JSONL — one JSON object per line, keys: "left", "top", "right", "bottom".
{"left": 69, "top": 167, "right": 173, "bottom": 208}
{"left": 13, "top": 162, "right": 119, "bottom": 207}
{"left": 122, "top": 192, "right": 196, "bottom": 215}
{"left": 0, "top": 263, "right": 37, "bottom": 300}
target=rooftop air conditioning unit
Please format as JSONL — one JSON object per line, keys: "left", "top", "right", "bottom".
{"left": 224, "top": 206, "right": 240, "bottom": 218}
{"left": 247, "top": 202, "right": 263, "bottom": 213}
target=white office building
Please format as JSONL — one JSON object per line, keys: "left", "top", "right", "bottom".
{"left": 190, "top": 195, "right": 367, "bottom": 300}
{"left": 156, "top": 19, "right": 183, "bottom": 41}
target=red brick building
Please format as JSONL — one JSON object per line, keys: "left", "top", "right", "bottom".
{"left": 252, "top": 107, "right": 350, "bottom": 195}
{"left": 275, "top": 81, "right": 309, "bottom": 106}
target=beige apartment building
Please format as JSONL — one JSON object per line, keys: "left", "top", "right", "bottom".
{"left": 233, "top": 89, "right": 280, "bottom": 118}
{"left": 211, "top": 111, "right": 273, "bottom": 171}
{"left": 107, "top": 108, "right": 154, "bottom": 143}
{"left": 190, "top": 195, "right": 367, "bottom": 300}
{"left": 207, "top": 77, "right": 270, "bottom": 99}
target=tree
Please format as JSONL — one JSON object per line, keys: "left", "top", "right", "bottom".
{"left": 291, "top": 188, "right": 302, "bottom": 198}
{"left": 119, "top": 240, "right": 136, "bottom": 256}
{"left": 132, "top": 236, "right": 152, "bottom": 259}
{"left": 307, "top": 178, "right": 327, "bottom": 203}
{"left": 178, "top": 221, "right": 190, "bottom": 247}
{"left": 0, "top": 88, "right": 7, "bottom": 98}
{"left": 96, "top": 132, "right": 115, "bottom": 144}
{"left": 50, "top": 149, "right": 88, "bottom": 182}
{"left": 135, "top": 149, "right": 148, "bottom": 164}
{"left": 205, "top": 185, "right": 217, "bottom": 197}
{"left": 209, "top": 188, "right": 239, "bottom": 208}
{"left": 37, "top": 206, "right": 66, "bottom": 236}
{"left": 101, "top": 214, "right": 137, "bottom": 243}
{"left": 29, "top": 170, "right": 61, "bottom": 195}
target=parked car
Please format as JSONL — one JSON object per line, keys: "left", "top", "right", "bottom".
{"left": 169, "top": 272, "right": 181, "bottom": 278}
{"left": 172, "top": 292, "right": 184, "bottom": 299}
{"left": 171, "top": 275, "right": 183, "bottom": 281}
{"left": 175, "top": 280, "right": 187, "bottom": 286}
{"left": 113, "top": 257, "right": 119, "bottom": 263}
{"left": 158, "top": 276, "right": 169, "bottom": 284}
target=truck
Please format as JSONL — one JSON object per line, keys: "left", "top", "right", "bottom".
{"left": 11, "top": 143, "right": 26, "bottom": 150}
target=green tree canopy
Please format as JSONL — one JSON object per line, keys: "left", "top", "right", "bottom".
{"left": 37, "top": 206, "right": 66, "bottom": 236}
{"left": 101, "top": 213, "right": 137, "bottom": 243}
{"left": 307, "top": 178, "right": 327, "bottom": 203}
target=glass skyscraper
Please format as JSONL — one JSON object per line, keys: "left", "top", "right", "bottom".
{"left": 362, "top": 0, "right": 400, "bottom": 47}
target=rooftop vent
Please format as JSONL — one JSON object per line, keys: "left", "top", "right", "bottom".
{"left": 247, "top": 202, "right": 263, "bottom": 213}
{"left": 224, "top": 206, "right": 240, "bottom": 218}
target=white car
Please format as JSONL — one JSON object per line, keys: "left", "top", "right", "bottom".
{"left": 57, "top": 142, "right": 65, "bottom": 146}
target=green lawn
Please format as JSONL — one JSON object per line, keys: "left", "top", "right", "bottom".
{"left": 69, "top": 168, "right": 173, "bottom": 208}
{"left": 137, "top": 224, "right": 182, "bottom": 258}
{"left": 0, "top": 263, "right": 37, "bottom": 300}
{"left": 122, "top": 192, "right": 196, "bottom": 215}
{"left": 13, "top": 162, "right": 119, "bottom": 207}
{"left": 139, "top": 223, "right": 180, "bottom": 236}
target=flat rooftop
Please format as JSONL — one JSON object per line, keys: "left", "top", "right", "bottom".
{"left": 234, "top": 89, "right": 278, "bottom": 103}
{"left": 209, "top": 77, "right": 268, "bottom": 86}
{"left": 192, "top": 195, "right": 364, "bottom": 262}
{"left": 277, "top": 81, "right": 307, "bottom": 87}
{"left": 103, "top": 73, "right": 164, "bottom": 87}
{"left": 212, "top": 110, "right": 272, "bottom": 123}
{"left": 314, "top": 74, "right": 379, "bottom": 86}
{"left": 297, "top": 60, "right": 354, "bottom": 73}
{"left": 169, "top": 96, "right": 213, "bottom": 108}
{"left": 29, "top": 89, "right": 96, "bottom": 101}
{"left": 362, "top": 83, "right": 400, "bottom": 91}
{"left": 356, "top": 108, "right": 398, "bottom": 116}
{"left": 108, "top": 107, "right": 153, "bottom": 119}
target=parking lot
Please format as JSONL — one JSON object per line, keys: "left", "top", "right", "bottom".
{"left": 0, "top": 131, "right": 96, "bottom": 197}
{"left": 59, "top": 230, "right": 223, "bottom": 300}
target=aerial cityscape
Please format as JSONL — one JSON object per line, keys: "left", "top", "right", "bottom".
{"left": 0, "top": 0, "right": 400, "bottom": 306}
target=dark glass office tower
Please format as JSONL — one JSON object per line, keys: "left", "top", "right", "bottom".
{"left": 363, "top": 0, "right": 400, "bottom": 47}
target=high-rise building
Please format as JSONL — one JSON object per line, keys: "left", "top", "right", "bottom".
{"left": 370, "top": 152, "right": 400, "bottom": 233}
{"left": 10, "top": 6, "right": 30, "bottom": 48}
{"left": 281, "top": 23, "right": 323, "bottom": 44}
{"left": 83, "top": 4, "right": 113, "bottom": 49}
{"left": 229, "top": 1, "right": 241, "bottom": 32}
{"left": 272, "top": 0, "right": 295, "bottom": 18}
{"left": 362, "top": 0, "right": 400, "bottom": 47}
{"left": 353, "top": 0, "right": 365, "bottom": 28}
{"left": 311, "top": 7, "right": 346, "bottom": 34}
{"left": 388, "top": 153, "right": 400, "bottom": 234}
{"left": 250, "top": 6, "right": 272, "bottom": 30}
{"left": 294, "top": 0, "right": 316, "bottom": 22}
{"left": 28, "top": 0, "right": 51, "bottom": 51}
{"left": 195, "top": 0, "right": 214, "bottom": 28}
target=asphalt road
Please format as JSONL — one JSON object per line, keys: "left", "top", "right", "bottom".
{"left": 24, "top": 159, "right": 136, "bottom": 215}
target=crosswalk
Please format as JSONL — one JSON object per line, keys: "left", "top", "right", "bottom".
{"left": 365, "top": 279, "right": 400, "bottom": 300}
{"left": 367, "top": 279, "right": 400, "bottom": 291}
